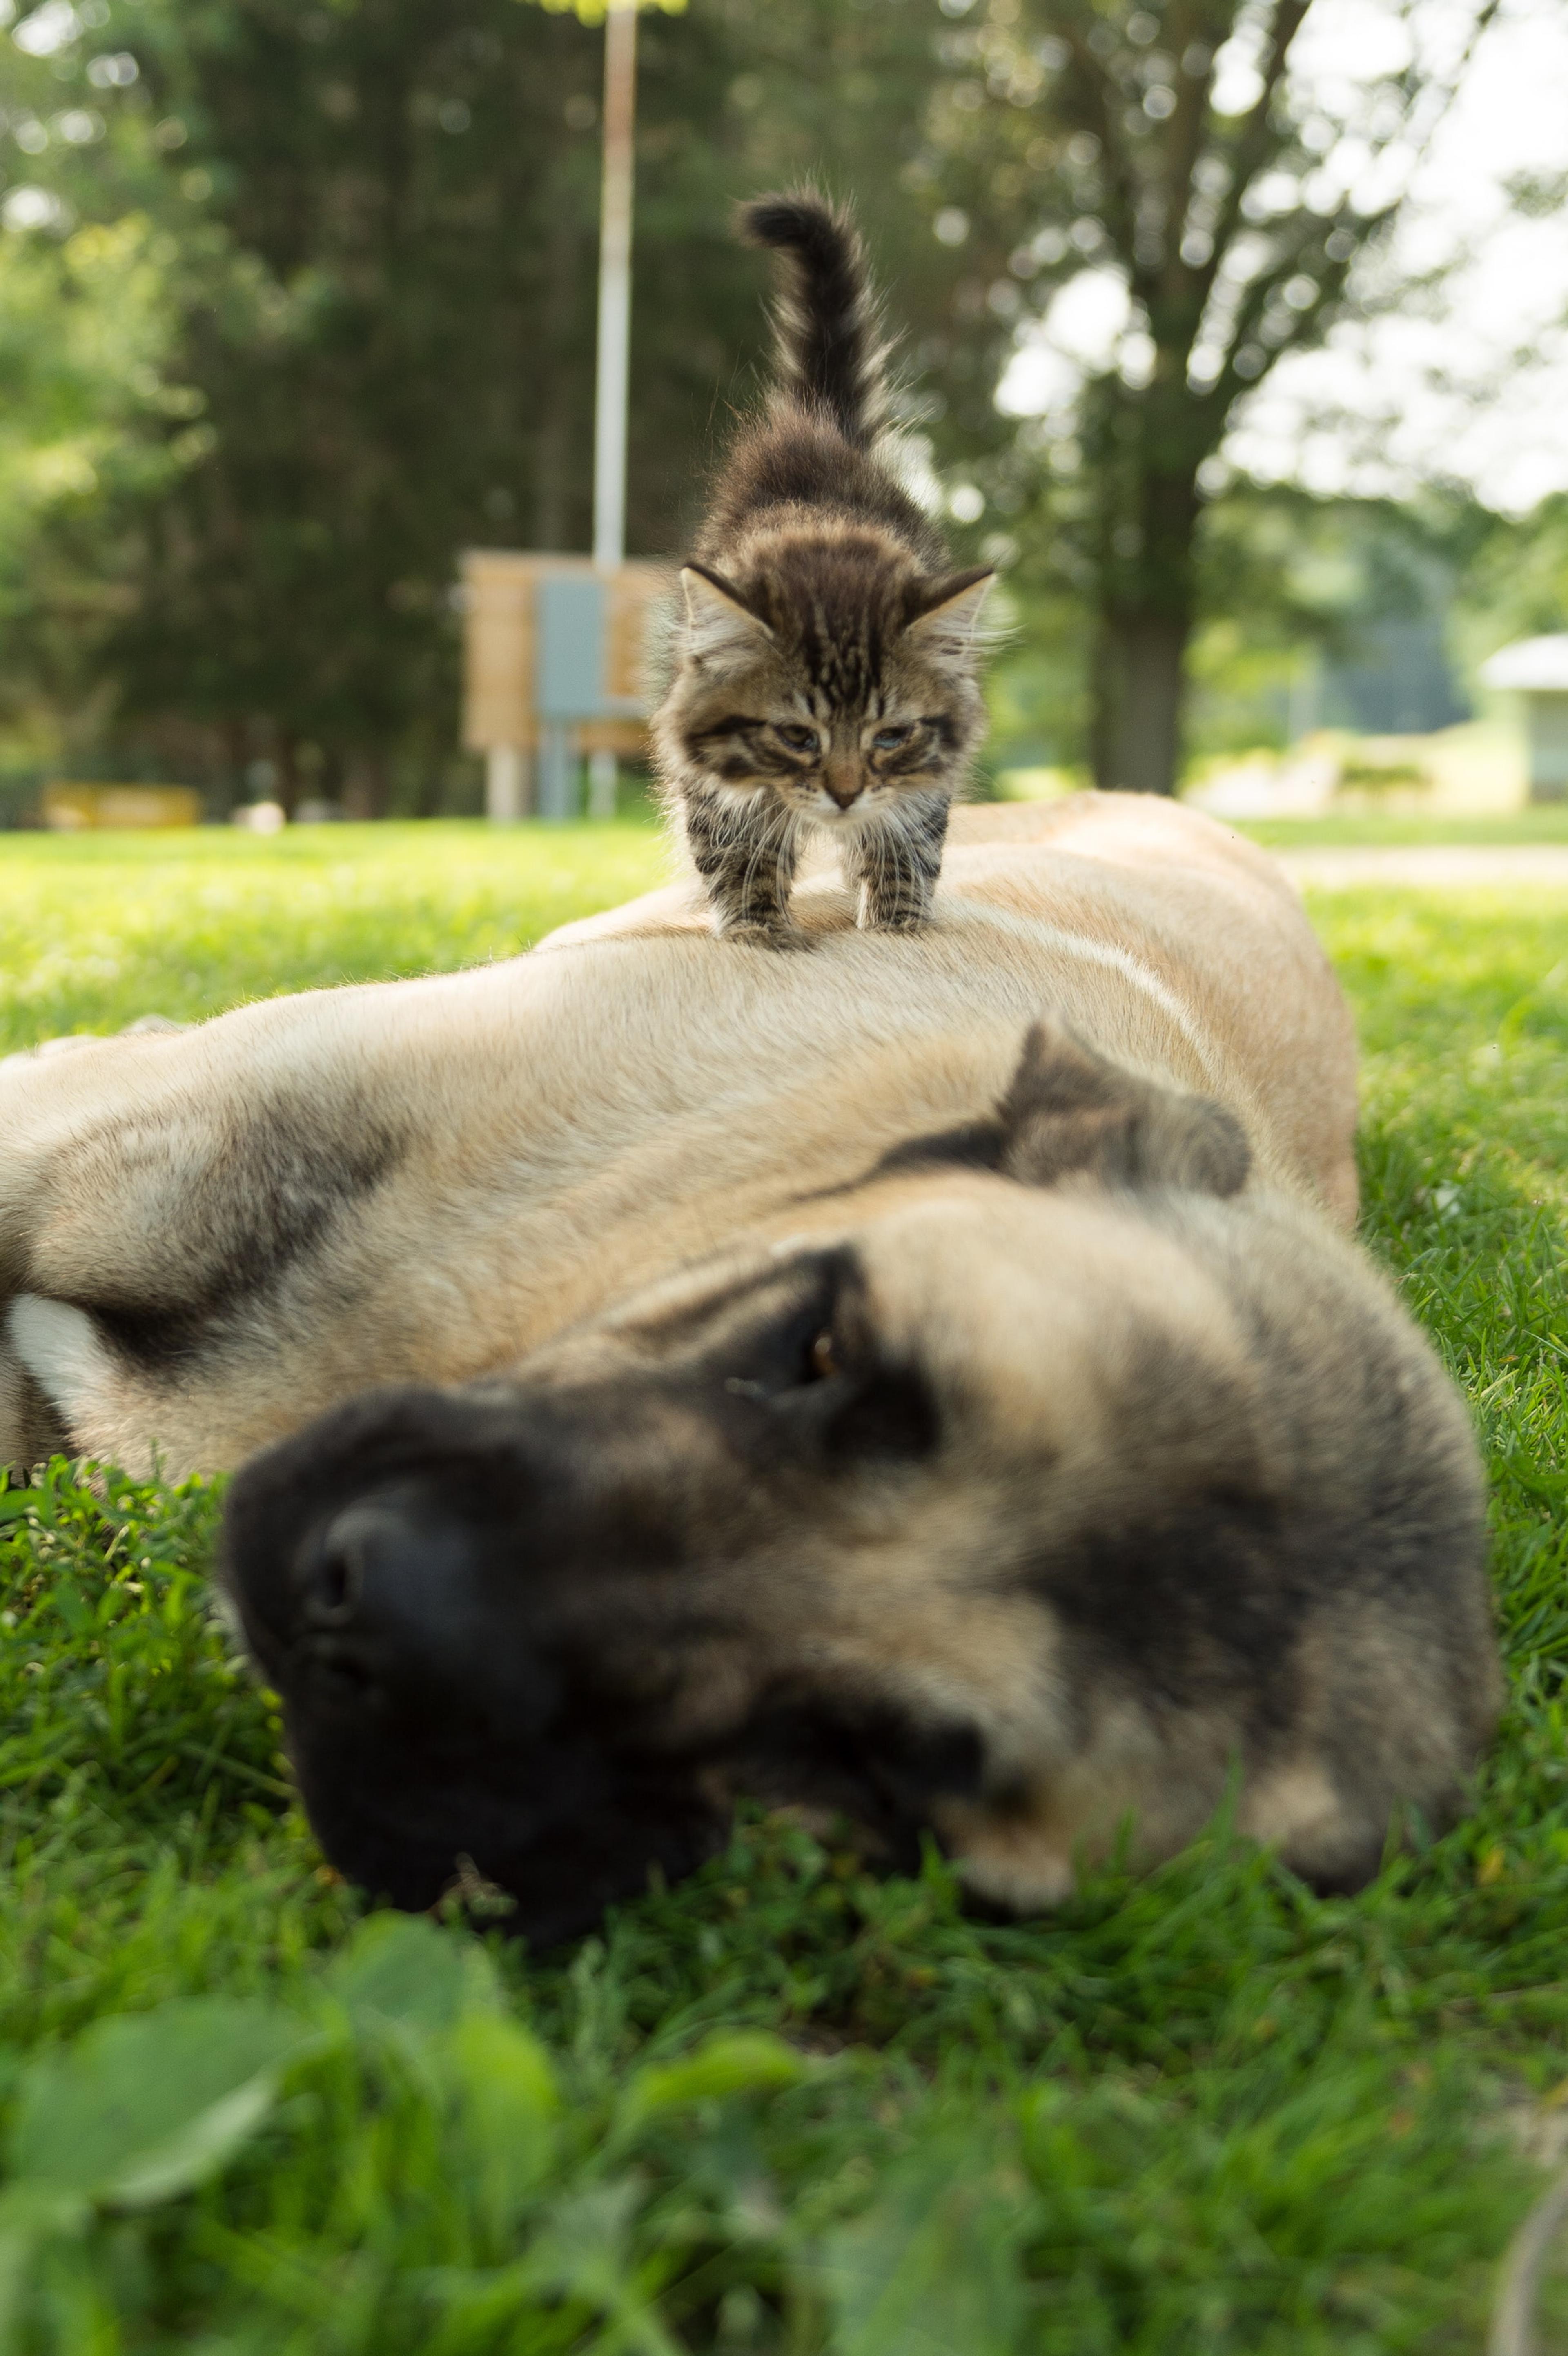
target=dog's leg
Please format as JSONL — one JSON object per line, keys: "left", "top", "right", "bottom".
{"left": 0, "top": 975, "right": 537, "bottom": 1475}
{"left": 6, "top": 1298, "right": 115, "bottom": 1453}
{"left": 0, "top": 1325, "right": 71, "bottom": 1475}
{"left": 0, "top": 1007, "right": 398, "bottom": 1473}
{"left": 0, "top": 1320, "right": 23, "bottom": 1472}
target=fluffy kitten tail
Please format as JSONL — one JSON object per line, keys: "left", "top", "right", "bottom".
{"left": 739, "top": 191, "right": 886, "bottom": 451}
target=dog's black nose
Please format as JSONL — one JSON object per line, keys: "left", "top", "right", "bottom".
{"left": 301, "top": 1497, "right": 427, "bottom": 1631}
{"left": 290, "top": 1486, "right": 501, "bottom": 1717}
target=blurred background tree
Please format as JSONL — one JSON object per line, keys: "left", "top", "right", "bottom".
{"left": 0, "top": 0, "right": 1557, "bottom": 812}
{"left": 0, "top": 0, "right": 983, "bottom": 811}
{"left": 921, "top": 0, "right": 1502, "bottom": 792}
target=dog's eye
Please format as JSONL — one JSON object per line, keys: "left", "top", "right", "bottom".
{"left": 806, "top": 1329, "right": 840, "bottom": 1381}
{"left": 775, "top": 724, "right": 819, "bottom": 753}
{"left": 871, "top": 725, "right": 914, "bottom": 750}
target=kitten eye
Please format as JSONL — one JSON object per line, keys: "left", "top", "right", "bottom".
{"left": 871, "top": 725, "right": 915, "bottom": 750}
{"left": 775, "top": 724, "right": 819, "bottom": 753}
{"left": 806, "top": 1329, "right": 840, "bottom": 1381}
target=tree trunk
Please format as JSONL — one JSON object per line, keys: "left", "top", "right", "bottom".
{"left": 274, "top": 730, "right": 301, "bottom": 822}
{"left": 342, "top": 751, "right": 390, "bottom": 820}
{"left": 1090, "top": 606, "right": 1192, "bottom": 796}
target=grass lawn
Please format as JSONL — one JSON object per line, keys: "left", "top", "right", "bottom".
{"left": 1238, "top": 809, "right": 1568, "bottom": 850}
{"left": 0, "top": 821, "right": 1566, "bottom": 2352}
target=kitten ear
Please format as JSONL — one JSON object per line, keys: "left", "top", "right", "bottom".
{"left": 903, "top": 566, "right": 995, "bottom": 662}
{"left": 680, "top": 563, "right": 774, "bottom": 666}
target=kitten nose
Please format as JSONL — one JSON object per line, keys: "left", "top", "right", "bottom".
{"left": 824, "top": 763, "right": 863, "bottom": 809}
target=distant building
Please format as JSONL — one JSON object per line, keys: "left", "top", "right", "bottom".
{"left": 1478, "top": 635, "right": 1568, "bottom": 802}
{"left": 1318, "top": 617, "right": 1470, "bottom": 738}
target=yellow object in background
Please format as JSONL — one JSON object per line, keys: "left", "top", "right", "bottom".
{"left": 42, "top": 784, "right": 203, "bottom": 831}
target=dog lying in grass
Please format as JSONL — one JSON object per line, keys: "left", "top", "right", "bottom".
{"left": 0, "top": 795, "right": 1501, "bottom": 1942}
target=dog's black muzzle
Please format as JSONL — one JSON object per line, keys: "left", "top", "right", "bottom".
{"left": 220, "top": 1383, "right": 736, "bottom": 1942}
{"left": 221, "top": 1372, "right": 986, "bottom": 1944}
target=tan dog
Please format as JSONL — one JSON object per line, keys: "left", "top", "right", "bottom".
{"left": 0, "top": 796, "right": 1499, "bottom": 1939}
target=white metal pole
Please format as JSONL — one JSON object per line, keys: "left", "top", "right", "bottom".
{"left": 485, "top": 744, "right": 528, "bottom": 822}
{"left": 586, "top": 742, "right": 618, "bottom": 819}
{"left": 589, "top": 0, "right": 636, "bottom": 822}
{"left": 592, "top": 0, "right": 636, "bottom": 575}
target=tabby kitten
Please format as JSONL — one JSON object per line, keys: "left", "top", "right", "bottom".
{"left": 652, "top": 191, "right": 993, "bottom": 946}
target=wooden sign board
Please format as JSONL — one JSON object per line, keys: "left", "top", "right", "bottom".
{"left": 461, "top": 550, "right": 670, "bottom": 759}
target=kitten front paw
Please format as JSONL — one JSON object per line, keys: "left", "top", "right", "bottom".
{"left": 853, "top": 872, "right": 938, "bottom": 933}
{"left": 858, "top": 903, "right": 932, "bottom": 934}
{"left": 719, "top": 916, "right": 813, "bottom": 952}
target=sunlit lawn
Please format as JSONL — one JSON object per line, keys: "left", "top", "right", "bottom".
{"left": 1242, "top": 808, "right": 1568, "bottom": 848}
{"left": 0, "top": 821, "right": 1566, "bottom": 2351}
{"left": 0, "top": 821, "right": 673, "bottom": 1042}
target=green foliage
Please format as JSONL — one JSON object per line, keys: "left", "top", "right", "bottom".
{"left": 985, "top": 488, "right": 1484, "bottom": 770}
{"left": 0, "top": 1456, "right": 279, "bottom": 1839}
{"left": 919, "top": 0, "right": 1500, "bottom": 790}
{"left": 6, "top": 1996, "right": 310, "bottom": 2216}
{"left": 978, "top": 572, "right": 1094, "bottom": 773}
{"left": 0, "top": 210, "right": 191, "bottom": 537}
{"left": 0, "top": 828, "right": 1563, "bottom": 2341}
{"left": 0, "top": 209, "right": 201, "bottom": 757}
{"left": 0, "top": 0, "right": 1544, "bottom": 807}
{"left": 527, "top": 1, "right": 688, "bottom": 22}
{"left": 1179, "top": 491, "right": 1486, "bottom": 760}
{"left": 0, "top": 0, "right": 984, "bottom": 804}
{"left": 1455, "top": 494, "right": 1568, "bottom": 680}
{"left": 0, "top": 0, "right": 196, "bottom": 767}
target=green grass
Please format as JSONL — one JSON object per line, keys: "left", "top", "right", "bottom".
{"left": 1237, "top": 808, "right": 1568, "bottom": 849}
{"left": 0, "top": 824, "right": 1566, "bottom": 2351}
{"left": 0, "top": 822, "right": 673, "bottom": 1040}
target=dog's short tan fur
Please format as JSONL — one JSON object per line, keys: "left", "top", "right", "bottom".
{"left": 0, "top": 795, "right": 1501, "bottom": 1914}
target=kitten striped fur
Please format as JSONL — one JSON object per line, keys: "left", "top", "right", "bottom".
{"left": 652, "top": 190, "right": 995, "bottom": 947}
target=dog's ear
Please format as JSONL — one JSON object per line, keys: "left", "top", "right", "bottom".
{"left": 996, "top": 1020, "right": 1251, "bottom": 1197}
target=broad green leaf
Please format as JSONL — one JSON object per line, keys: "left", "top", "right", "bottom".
{"left": 449, "top": 2012, "right": 561, "bottom": 2235}
{"left": 0, "top": 2198, "right": 78, "bottom": 2350}
{"left": 817, "top": 2133, "right": 1031, "bottom": 2356}
{"left": 0, "top": 2184, "right": 90, "bottom": 2242}
{"left": 523, "top": 2178, "right": 641, "bottom": 2305}
{"left": 7, "top": 1997, "right": 305, "bottom": 2212}
{"left": 522, "top": 2181, "right": 682, "bottom": 2354}
{"left": 617, "top": 2031, "right": 807, "bottom": 2135}
{"left": 324, "top": 1912, "right": 499, "bottom": 2034}
{"left": 102, "top": 2076, "right": 280, "bottom": 2211}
